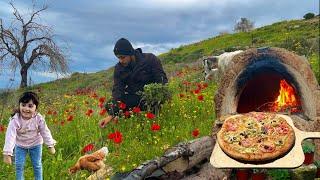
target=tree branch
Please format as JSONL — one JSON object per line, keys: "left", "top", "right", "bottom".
{"left": 10, "top": 2, "right": 24, "bottom": 24}
{"left": 0, "top": 21, "right": 18, "bottom": 57}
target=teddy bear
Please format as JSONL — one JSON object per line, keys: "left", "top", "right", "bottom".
{"left": 69, "top": 147, "right": 109, "bottom": 174}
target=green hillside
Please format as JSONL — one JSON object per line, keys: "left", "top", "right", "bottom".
{"left": 1, "top": 17, "right": 318, "bottom": 98}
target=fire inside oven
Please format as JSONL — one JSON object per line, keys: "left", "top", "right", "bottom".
{"left": 236, "top": 58, "right": 302, "bottom": 113}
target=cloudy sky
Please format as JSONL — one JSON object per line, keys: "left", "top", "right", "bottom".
{"left": 0, "top": 0, "right": 318, "bottom": 88}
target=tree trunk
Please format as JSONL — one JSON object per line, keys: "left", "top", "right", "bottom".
{"left": 20, "top": 67, "right": 28, "bottom": 88}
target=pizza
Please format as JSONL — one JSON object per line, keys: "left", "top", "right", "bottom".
{"left": 217, "top": 112, "right": 295, "bottom": 162}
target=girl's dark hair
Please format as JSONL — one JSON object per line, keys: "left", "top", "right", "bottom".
{"left": 11, "top": 91, "right": 40, "bottom": 117}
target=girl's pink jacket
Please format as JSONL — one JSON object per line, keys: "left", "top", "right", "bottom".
{"left": 3, "top": 113, "right": 56, "bottom": 156}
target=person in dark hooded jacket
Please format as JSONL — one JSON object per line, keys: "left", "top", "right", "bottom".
{"left": 99, "top": 38, "right": 168, "bottom": 127}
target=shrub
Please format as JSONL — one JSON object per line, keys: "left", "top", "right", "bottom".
{"left": 302, "top": 140, "right": 315, "bottom": 153}
{"left": 138, "top": 83, "right": 172, "bottom": 115}
{"left": 314, "top": 160, "right": 320, "bottom": 168}
{"left": 224, "top": 46, "right": 238, "bottom": 52}
{"left": 303, "top": 13, "right": 315, "bottom": 20}
{"left": 267, "top": 169, "right": 290, "bottom": 180}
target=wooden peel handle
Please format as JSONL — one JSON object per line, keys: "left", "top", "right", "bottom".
{"left": 301, "top": 131, "right": 320, "bottom": 139}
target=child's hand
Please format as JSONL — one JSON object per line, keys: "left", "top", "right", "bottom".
{"left": 48, "top": 147, "right": 56, "bottom": 155}
{"left": 3, "top": 155, "right": 12, "bottom": 165}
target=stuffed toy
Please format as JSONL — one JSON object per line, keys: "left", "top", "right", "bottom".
{"left": 69, "top": 147, "right": 109, "bottom": 174}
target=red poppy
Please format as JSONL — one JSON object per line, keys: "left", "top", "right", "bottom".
{"left": 183, "top": 81, "right": 191, "bottom": 86}
{"left": 194, "top": 89, "right": 201, "bottom": 94}
{"left": 86, "top": 109, "right": 94, "bottom": 116}
{"left": 196, "top": 83, "right": 202, "bottom": 89}
{"left": 114, "top": 135, "right": 123, "bottom": 144}
{"left": 192, "top": 128, "right": 200, "bottom": 137}
{"left": 179, "top": 93, "right": 185, "bottom": 98}
{"left": 99, "top": 109, "right": 107, "bottom": 116}
{"left": 91, "top": 92, "right": 98, "bottom": 98}
{"left": 98, "top": 103, "right": 104, "bottom": 109}
{"left": 52, "top": 111, "right": 57, "bottom": 116}
{"left": 124, "top": 111, "right": 131, "bottom": 118}
{"left": 151, "top": 123, "right": 161, "bottom": 131}
{"left": 176, "top": 71, "right": 184, "bottom": 77}
{"left": 99, "top": 97, "right": 106, "bottom": 103}
{"left": 81, "top": 143, "right": 94, "bottom": 154}
{"left": 107, "top": 132, "right": 115, "bottom": 139}
{"left": 67, "top": 115, "right": 74, "bottom": 121}
{"left": 203, "top": 83, "right": 208, "bottom": 88}
{"left": 109, "top": 131, "right": 123, "bottom": 144}
{"left": 60, "top": 121, "right": 65, "bottom": 126}
{"left": 119, "top": 102, "right": 126, "bottom": 110}
{"left": 132, "top": 107, "right": 141, "bottom": 114}
{"left": 0, "top": 125, "right": 5, "bottom": 133}
{"left": 197, "top": 95, "right": 204, "bottom": 101}
{"left": 47, "top": 110, "right": 52, "bottom": 115}
{"left": 145, "top": 112, "right": 156, "bottom": 119}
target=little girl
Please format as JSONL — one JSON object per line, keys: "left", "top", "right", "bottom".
{"left": 2, "top": 91, "right": 56, "bottom": 180}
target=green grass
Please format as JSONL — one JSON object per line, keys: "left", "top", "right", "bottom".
{"left": 0, "top": 65, "right": 217, "bottom": 179}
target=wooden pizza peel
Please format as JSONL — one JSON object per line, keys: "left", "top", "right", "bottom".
{"left": 210, "top": 114, "right": 320, "bottom": 168}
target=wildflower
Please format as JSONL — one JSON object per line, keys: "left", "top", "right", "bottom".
{"left": 91, "top": 92, "right": 98, "bottom": 98}
{"left": 114, "top": 135, "right": 123, "bottom": 144}
{"left": 132, "top": 107, "right": 141, "bottom": 114}
{"left": 107, "top": 131, "right": 123, "bottom": 144}
{"left": 202, "top": 83, "right": 208, "bottom": 88}
{"left": 119, "top": 102, "right": 126, "bottom": 110}
{"left": 113, "top": 131, "right": 123, "bottom": 144}
{"left": 67, "top": 115, "right": 74, "bottom": 121}
{"left": 81, "top": 143, "right": 94, "bottom": 154}
{"left": 183, "top": 81, "right": 191, "bottom": 86}
{"left": 179, "top": 93, "right": 185, "bottom": 98}
{"left": 86, "top": 109, "right": 94, "bottom": 116}
{"left": 197, "top": 95, "right": 204, "bottom": 101}
{"left": 176, "top": 71, "right": 184, "bottom": 77}
{"left": 151, "top": 123, "right": 161, "bottom": 131}
{"left": 107, "top": 132, "right": 115, "bottom": 139}
{"left": 192, "top": 128, "right": 200, "bottom": 137}
{"left": 145, "top": 112, "right": 156, "bottom": 119}
{"left": 0, "top": 125, "right": 5, "bottom": 133}
{"left": 196, "top": 83, "right": 202, "bottom": 90}
{"left": 60, "top": 121, "right": 65, "bottom": 126}
{"left": 98, "top": 103, "right": 104, "bottom": 109}
{"left": 194, "top": 89, "right": 201, "bottom": 94}
{"left": 124, "top": 111, "right": 131, "bottom": 118}
{"left": 99, "top": 97, "right": 106, "bottom": 103}
{"left": 47, "top": 110, "right": 52, "bottom": 115}
{"left": 99, "top": 109, "right": 107, "bottom": 116}
{"left": 52, "top": 111, "right": 57, "bottom": 116}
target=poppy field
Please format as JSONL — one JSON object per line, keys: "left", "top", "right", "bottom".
{"left": 0, "top": 65, "right": 217, "bottom": 179}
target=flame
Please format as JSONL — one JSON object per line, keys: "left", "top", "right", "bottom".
{"left": 271, "top": 79, "right": 300, "bottom": 112}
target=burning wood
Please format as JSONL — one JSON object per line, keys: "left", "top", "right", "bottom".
{"left": 271, "top": 79, "right": 300, "bottom": 113}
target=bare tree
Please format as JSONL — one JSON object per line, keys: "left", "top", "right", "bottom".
{"left": 0, "top": 2, "right": 69, "bottom": 88}
{"left": 234, "top": 17, "right": 254, "bottom": 32}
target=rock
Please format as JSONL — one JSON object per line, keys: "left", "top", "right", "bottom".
{"left": 181, "top": 162, "right": 231, "bottom": 180}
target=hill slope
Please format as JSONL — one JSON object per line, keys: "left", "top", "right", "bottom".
{"left": 1, "top": 17, "right": 318, "bottom": 98}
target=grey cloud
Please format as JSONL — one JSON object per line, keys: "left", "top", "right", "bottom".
{"left": 0, "top": 0, "right": 318, "bottom": 88}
